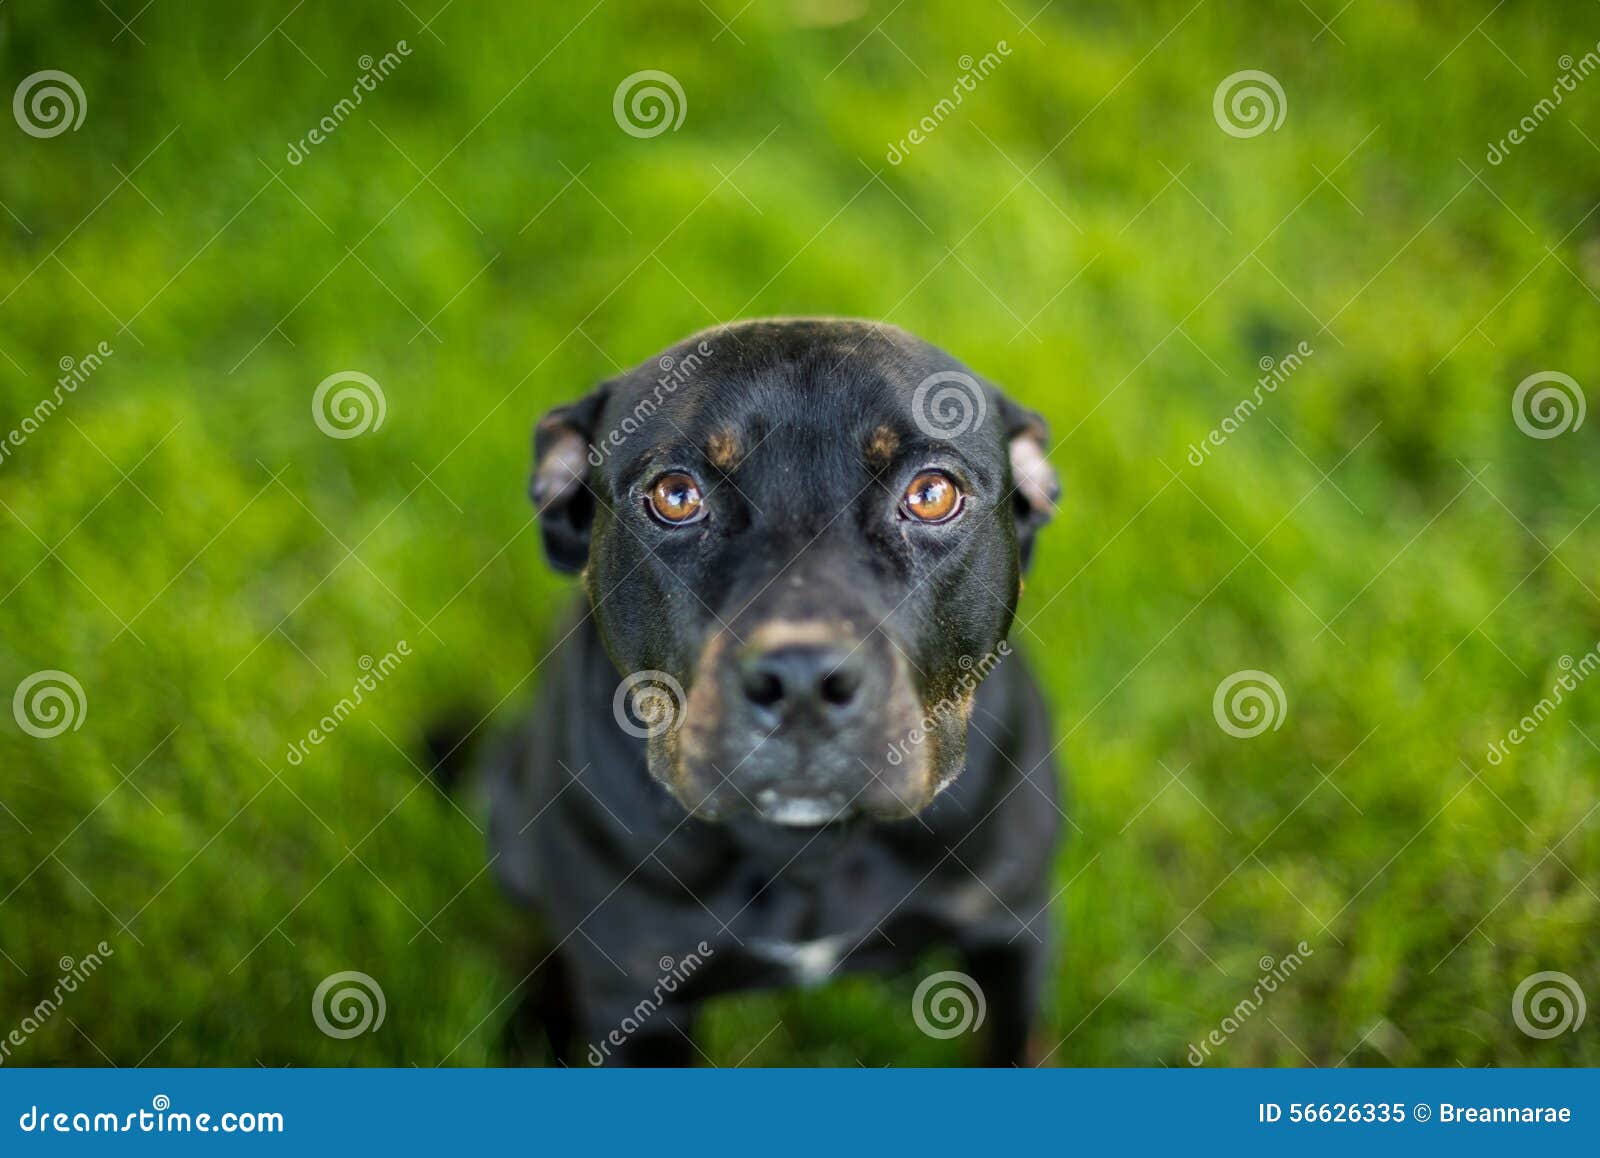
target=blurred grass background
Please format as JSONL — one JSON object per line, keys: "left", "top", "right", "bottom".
{"left": 2, "top": 0, "right": 1597, "bottom": 1066}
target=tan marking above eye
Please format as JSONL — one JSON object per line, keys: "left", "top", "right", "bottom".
{"left": 865, "top": 425, "right": 900, "bottom": 466}
{"left": 648, "top": 472, "right": 705, "bottom": 524}
{"left": 902, "top": 470, "right": 961, "bottom": 523}
{"left": 706, "top": 429, "right": 741, "bottom": 471}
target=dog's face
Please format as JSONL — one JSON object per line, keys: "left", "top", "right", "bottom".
{"left": 532, "top": 319, "right": 1057, "bottom": 826}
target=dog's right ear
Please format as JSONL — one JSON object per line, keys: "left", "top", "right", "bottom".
{"left": 530, "top": 385, "right": 610, "bottom": 574}
{"left": 995, "top": 392, "right": 1059, "bottom": 574}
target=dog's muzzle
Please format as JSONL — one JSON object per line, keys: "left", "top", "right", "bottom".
{"left": 666, "top": 621, "right": 936, "bottom": 825}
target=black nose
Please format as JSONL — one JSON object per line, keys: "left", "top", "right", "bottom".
{"left": 738, "top": 642, "right": 865, "bottom": 720}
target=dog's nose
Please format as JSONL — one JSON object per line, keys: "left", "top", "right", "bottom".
{"left": 738, "top": 642, "right": 865, "bottom": 720}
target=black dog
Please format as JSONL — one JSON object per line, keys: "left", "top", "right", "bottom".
{"left": 484, "top": 318, "right": 1062, "bottom": 1065}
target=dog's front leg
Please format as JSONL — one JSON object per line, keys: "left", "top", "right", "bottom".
{"left": 582, "top": 1000, "right": 701, "bottom": 1067}
{"left": 961, "top": 932, "right": 1048, "bottom": 1067}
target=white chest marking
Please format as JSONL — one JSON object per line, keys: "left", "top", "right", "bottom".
{"left": 750, "top": 935, "right": 849, "bottom": 986}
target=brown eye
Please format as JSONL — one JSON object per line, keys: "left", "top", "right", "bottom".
{"left": 647, "top": 472, "right": 705, "bottom": 525}
{"left": 902, "top": 470, "right": 961, "bottom": 523}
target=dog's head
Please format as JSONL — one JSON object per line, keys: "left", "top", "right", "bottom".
{"left": 531, "top": 319, "right": 1057, "bottom": 826}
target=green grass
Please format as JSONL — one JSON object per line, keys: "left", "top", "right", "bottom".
{"left": 2, "top": 0, "right": 1597, "bottom": 1066}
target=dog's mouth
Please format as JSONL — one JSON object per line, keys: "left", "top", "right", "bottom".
{"left": 632, "top": 624, "right": 968, "bottom": 826}
{"left": 753, "top": 788, "right": 851, "bottom": 827}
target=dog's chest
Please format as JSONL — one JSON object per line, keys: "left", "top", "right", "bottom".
{"left": 744, "top": 934, "right": 852, "bottom": 987}
{"left": 704, "top": 839, "right": 951, "bottom": 987}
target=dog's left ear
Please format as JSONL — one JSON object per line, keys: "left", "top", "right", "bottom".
{"left": 530, "top": 384, "right": 610, "bottom": 574}
{"left": 997, "top": 393, "right": 1059, "bottom": 571}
